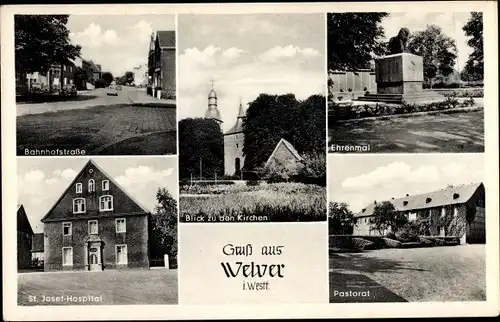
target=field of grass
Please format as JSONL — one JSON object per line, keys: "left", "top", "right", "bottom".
{"left": 180, "top": 182, "right": 326, "bottom": 222}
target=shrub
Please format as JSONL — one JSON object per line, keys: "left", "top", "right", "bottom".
{"left": 433, "top": 238, "right": 446, "bottom": 246}
{"left": 246, "top": 180, "right": 261, "bottom": 187}
{"left": 419, "top": 237, "right": 434, "bottom": 247}
{"left": 383, "top": 238, "right": 402, "bottom": 248}
{"left": 386, "top": 231, "right": 397, "bottom": 240}
{"left": 352, "top": 238, "right": 375, "bottom": 250}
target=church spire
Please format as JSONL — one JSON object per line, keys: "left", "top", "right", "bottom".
{"left": 205, "top": 81, "right": 222, "bottom": 123}
{"left": 237, "top": 97, "right": 245, "bottom": 119}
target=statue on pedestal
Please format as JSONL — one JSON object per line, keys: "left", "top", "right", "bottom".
{"left": 388, "top": 28, "right": 410, "bottom": 55}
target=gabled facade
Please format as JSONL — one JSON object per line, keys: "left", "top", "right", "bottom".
{"left": 17, "top": 205, "right": 34, "bottom": 269}
{"left": 224, "top": 100, "right": 246, "bottom": 177}
{"left": 148, "top": 30, "right": 176, "bottom": 98}
{"left": 354, "top": 183, "right": 486, "bottom": 244}
{"left": 264, "top": 138, "right": 303, "bottom": 170}
{"left": 41, "top": 160, "right": 151, "bottom": 271}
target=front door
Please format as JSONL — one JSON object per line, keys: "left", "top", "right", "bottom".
{"left": 89, "top": 246, "right": 101, "bottom": 271}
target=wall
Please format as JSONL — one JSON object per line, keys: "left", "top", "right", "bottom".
{"left": 161, "top": 48, "right": 176, "bottom": 97}
{"left": 353, "top": 216, "right": 377, "bottom": 236}
{"left": 224, "top": 133, "right": 245, "bottom": 176}
{"left": 44, "top": 215, "right": 149, "bottom": 271}
{"left": 17, "top": 231, "right": 32, "bottom": 269}
{"left": 329, "top": 70, "right": 376, "bottom": 94}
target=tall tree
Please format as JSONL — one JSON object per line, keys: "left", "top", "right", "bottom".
{"left": 125, "top": 71, "right": 135, "bottom": 85}
{"left": 327, "top": 13, "right": 389, "bottom": 71}
{"left": 329, "top": 202, "right": 357, "bottom": 235}
{"left": 462, "top": 12, "right": 483, "bottom": 82}
{"left": 369, "top": 201, "right": 408, "bottom": 235}
{"left": 101, "top": 72, "right": 114, "bottom": 85}
{"left": 15, "top": 15, "right": 81, "bottom": 74}
{"left": 179, "top": 118, "right": 224, "bottom": 180}
{"left": 407, "top": 25, "right": 458, "bottom": 87}
{"left": 150, "top": 188, "right": 178, "bottom": 261}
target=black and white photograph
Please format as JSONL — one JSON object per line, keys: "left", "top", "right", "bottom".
{"left": 17, "top": 157, "right": 178, "bottom": 305}
{"left": 327, "top": 12, "right": 484, "bottom": 153}
{"left": 16, "top": 15, "right": 177, "bottom": 156}
{"left": 177, "top": 14, "right": 327, "bottom": 223}
{"left": 328, "top": 154, "right": 486, "bottom": 303}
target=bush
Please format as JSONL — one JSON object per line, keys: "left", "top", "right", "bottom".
{"left": 246, "top": 180, "right": 261, "bottom": 187}
{"left": 386, "top": 231, "right": 397, "bottom": 240}
{"left": 419, "top": 237, "right": 434, "bottom": 247}
{"left": 383, "top": 238, "right": 402, "bottom": 248}
{"left": 352, "top": 238, "right": 375, "bottom": 250}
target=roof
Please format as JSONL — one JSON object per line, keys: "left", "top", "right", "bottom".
{"left": 225, "top": 102, "right": 246, "bottom": 135}
{"left": 32, "top": 233, "right": 44, "bottom": 252}
{"left": 205, "top": 108, "right": 221, "bottom": 121}
{"left": 356, "top": 182, "right": 484, "bottom": 218}
{"left": 264, "top": 138, "right": 303, "bottom": 167}
{"left": 157, "top": 31, "right": 175, "bottom": 47}
{"left": 17, "top": 205, "right": 34, "bottom": 235}
{"left": 41, "top": 159, "right": 150, "bottom": 223}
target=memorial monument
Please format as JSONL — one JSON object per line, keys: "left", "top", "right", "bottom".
{"left": 358, "top": 28, "right": 445, "bottom": 104}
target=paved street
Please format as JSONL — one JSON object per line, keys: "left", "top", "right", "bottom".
{"left": 17, "top": 86, "right": 177, "bottom": 155}
{"left": 328, "top": 110, "right": 484, "bottom": 153}
{"left": 17, "top": 86, "right": 173, "bottom": 116}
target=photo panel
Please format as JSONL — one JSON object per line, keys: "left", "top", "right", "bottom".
{"left": 16, "top": 14, "right": 177, "bottom": 156}
{"left": 328, "top": 153, "right": 486, "bottom": 303}
{"left": 16, "top": 156, "right": 179, "bottom": 305}
{"left": 327, "top": 12, "right": 484, "bottom": 153}
{"left": 177, "top": 13, "right": 329, "bottom": 304}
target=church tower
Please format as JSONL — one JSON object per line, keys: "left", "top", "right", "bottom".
{"left": 223, "top": 98, "right": 246, "bottom": 177}
{"left": 204, "top": 82, "right": 223, "bottom": 128}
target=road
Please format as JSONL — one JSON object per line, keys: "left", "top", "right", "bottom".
{"left": 16, "top": 86, "right": 174, "bottom": 116}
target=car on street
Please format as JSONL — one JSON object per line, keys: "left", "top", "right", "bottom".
{"left": 59, "top": 84, "right": 77, "bottom": 97}
{"left": 116, "top": 85, "right": 122, "bottom": 90}
{"left": 106, "top": 85, "right": 119, "bottom": 96}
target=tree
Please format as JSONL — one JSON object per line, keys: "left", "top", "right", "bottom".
{"left": 101, "top": 72, "right": 114, "bottom": 85}
{"left": 462, "top": 12, "right": 483, "bottom": 82}
{"left": 243, "top": 94, "right": 325, "bottom": 171}
{"left": 329, "top": 202, "right": 357, "bottom": 235}
{"left": 179, "top": 118, "right": 224, "bottom": 180}
{"left": 15, "top": 15, "right": 81, "bottom": 74}
{"left": 150, "top": 188, "right": 178, "bottom": 261}
{"left": 369, "top": 201, "right": 408, "bottom": 235}
{"left": 327, "top": 13, "right": 389, "bottom": 71}
{"left": 125, "top": 71, "right": 135, "bottom": 85}
{"left": 407, "top": 25, "right": 458, "bottom": 87}
{"left": 72, "top": 67, "right": 88, "bottom": 90}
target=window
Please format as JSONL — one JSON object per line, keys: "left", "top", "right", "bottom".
{"left": 453, "top": 207, "right": 458, "bottom": 218}
{"left": 75, "top": 183, "right": 82, "bottom": 193}
{"left": 73, "top": 198, "right": 86, "bottom": 214}
{"left": 441, "top": 207, "right": 446, "bottom": 218}
{"left": 102, "top": 180, "right": 110, "bottom": 191}
{"left": 409, "top": 212, "right": 417, "bottom": 221}
{"left": 62, "top": 222, "right": 72, "bottom": 236}
{"left": 62, "top": 247, "right": 73, "bottom": 266}
{"left": 116, "top": 245, "right": 128, "bottom": 265}
{"left": 88, "top": 179, "right": 95, "bottom": 192}
{"left": 88, "top": 220, "right": 98, "bottom": 235}
{"left": 116, "top": 218, "right": 126, "bottom": 233}
{"left": 99, "top": 195, "right": 113, "bottom": 211}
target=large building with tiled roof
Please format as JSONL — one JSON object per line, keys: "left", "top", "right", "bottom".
{"left": 354, "top": 182, "right": 486, "bottom": 244}
{"left": 148, "top": 30, "right": 176, "bottom": 99}
{"left": 41, "top": 160, "right": 151, "bottom": 271}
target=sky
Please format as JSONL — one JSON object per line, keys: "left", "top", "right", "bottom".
{"left": 17, "top": 157, "right": 178, "bottom": 233}
{"left": 381, "top": 12, "right": 476, "bottom": 72}
{"left": 67, "top": 15, "right": 175, "bottom": 77}
{"left": 177, "top": 13, "right": 326, "bottom": 133}
{"left": 328, "top": 154, "right": 484, "bottom": 213}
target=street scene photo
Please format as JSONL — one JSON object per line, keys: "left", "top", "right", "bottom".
{"left": 177, "top": 14, "right": 327, "bottom": 223}
{"left": 16, "top": 15, "right": 177, "bottom": 155}
{"left": 328, "top": 154, "right": 485, "bottom": 302}
{"left": 17, "top": 157, "right": 179, "bottom": 305}
{"left": 327, "top": 12, "right": 484, "bottom": 153}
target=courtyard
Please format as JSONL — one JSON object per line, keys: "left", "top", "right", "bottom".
{"left": 18, "top": 269, "right": 178, "bottom": 305}
{"left": 328, "top": 110, "right": 484, "bottom": 153}
{"left": 329, "top": 245, "right": 486, "bottom": 303}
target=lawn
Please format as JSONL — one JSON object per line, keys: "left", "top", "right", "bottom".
{"left": 180, "top": 182, "right": 327, "bottom": 222}
{"left": 18, "top": 269, "right": 178, "bottom": 305}
{"left": 329, "top": 245, "right": 486, "bottom": 302}
{"left": 328, "top": 110, "right": 484, "bottom": 153}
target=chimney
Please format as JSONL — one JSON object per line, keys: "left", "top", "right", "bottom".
{"left": 373, "top": 200, "right": 377, "bottom": 205}
{"left": 406, "top": 193, "right": 409, "bottom": 196}
{"left": 391, "top": 197, "right": 394, "bottom": 200}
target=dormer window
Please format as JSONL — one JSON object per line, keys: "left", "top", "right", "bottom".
{"left": 99, "top": 195, "right": 113, "bottom": 211}
{"left": 88, "top": 179, "right": 95, "bottom": 192}
{"left": 73, "top": 198, "right": 86, "bottom": 214}
{"left": 425, "top": 197, "right": 432, "bottom": 204}
{"left": 403, "top": 201, "right": 408, "bottom": 206}
{"left": 75, "top": 183, "right": 82, "bottom": 193}
{"left": 102, "top": 180, "right": 109, "bottom": 191}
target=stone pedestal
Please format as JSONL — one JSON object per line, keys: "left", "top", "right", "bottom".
{"left": 357, "top": 53, "right": 445, "bottom": 104}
